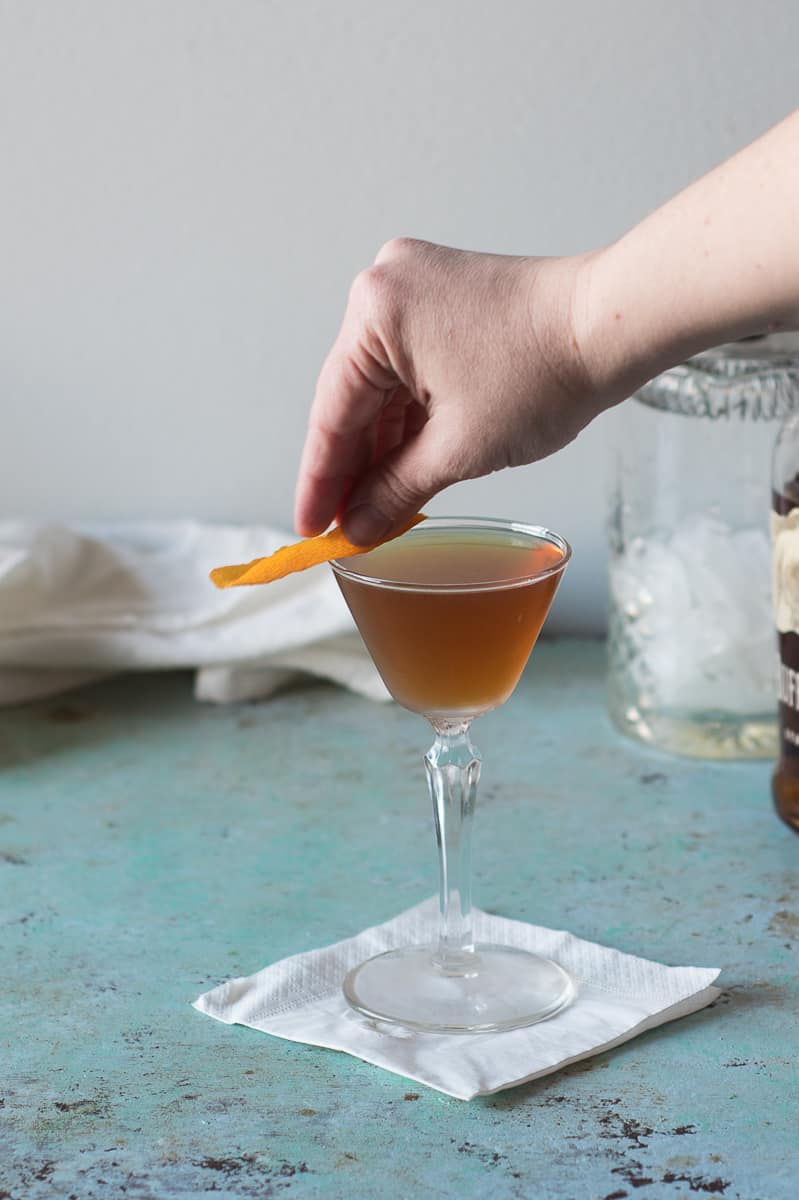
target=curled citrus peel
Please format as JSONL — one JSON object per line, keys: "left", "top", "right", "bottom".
{"left": 210, "top": 513, "right": 426, "bottom": 588}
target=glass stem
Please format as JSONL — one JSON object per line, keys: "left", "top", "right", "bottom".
{"left": 426, "top": 720, "right": 481, "bottom": 972}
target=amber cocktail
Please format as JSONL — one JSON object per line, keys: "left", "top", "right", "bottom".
{"left": 331, "top": 517, "right": 573, "bottom": 1032}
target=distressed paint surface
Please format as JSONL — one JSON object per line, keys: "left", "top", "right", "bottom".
{"left": 0, "top": 639, "right": 796, "bottom": 1199}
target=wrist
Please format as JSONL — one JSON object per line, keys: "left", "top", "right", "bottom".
{"left": 570, "top": 243, "right": 668, "bottom": 410}
{"left": 571, "top": 237, "right": 735, "bottom": 409}
{"left": 521, "top": 252, "right": 604, "bottom": 416}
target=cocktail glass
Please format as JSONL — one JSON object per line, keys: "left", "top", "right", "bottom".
{"left": 331, "top": 516, "right": 573, "bottom": 1033}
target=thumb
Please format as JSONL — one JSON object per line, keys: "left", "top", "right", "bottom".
{"left": 340, "top": 431, "right": 448, "bottom": 546}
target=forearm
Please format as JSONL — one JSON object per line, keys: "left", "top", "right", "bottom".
{"left": 577, "top": 109, "right": 799, "bottom": 403}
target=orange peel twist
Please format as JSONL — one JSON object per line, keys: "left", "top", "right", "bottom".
{"left": 210, "top": 514, "right": 426, "bottom": 588}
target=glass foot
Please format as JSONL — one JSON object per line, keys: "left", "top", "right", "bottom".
{"left": 343, "top": 943, "right": 576, "bottom": 1033}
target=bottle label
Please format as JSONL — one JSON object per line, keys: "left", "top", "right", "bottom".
{"left": 773, "top": 495, "right": 799, "bottom": 755}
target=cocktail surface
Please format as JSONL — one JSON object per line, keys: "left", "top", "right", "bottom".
{"left": 334, "top": 526, "right": 565, "bottom": 718}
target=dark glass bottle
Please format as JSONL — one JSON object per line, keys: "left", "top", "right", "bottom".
{"left": 772, "top": 400, "right": 799, "bottom": 831}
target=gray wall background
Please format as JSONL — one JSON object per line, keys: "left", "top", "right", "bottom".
{"left": 2, "top": 1, "right": 797, "bottom": 631}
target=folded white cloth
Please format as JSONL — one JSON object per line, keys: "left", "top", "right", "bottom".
{"left": 0, "top": 520, "right": 387, "bottom": 706}
{"left": 193, "top": 898, "right": 721, "bottom": 1101}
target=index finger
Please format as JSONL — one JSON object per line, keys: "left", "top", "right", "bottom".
{"left": 294, "top": 335, "right": 399, "bottom": 537}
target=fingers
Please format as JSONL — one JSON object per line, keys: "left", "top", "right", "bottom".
{"left": 294, "top": 342, "right": 395, "bottom": 537}
{"left": 372, "top": 386, "right": 419, "bottom": 463}
{"left": 294, "top": 424, "right": 372, "bottom": 536}
{"left": 295, "top": 247, "right": 434, "bottom": 539}
{"left": 294, "top": 264, "right": 408, "bottom": 536}
{"left": 340, "top": 423, "right": 447, "bottom": 545}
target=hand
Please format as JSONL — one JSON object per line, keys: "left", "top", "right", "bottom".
{"left": 296, "top": 114, "right": 799, "bottom": 546}
{"left": 294, "top": 238, "right": 602, "bottom": 545}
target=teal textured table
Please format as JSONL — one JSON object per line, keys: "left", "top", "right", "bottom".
{"left": 1, "top": 640, "right": 796, "bottom": 1199}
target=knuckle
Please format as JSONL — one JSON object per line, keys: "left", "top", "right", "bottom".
{"left": 375, "top": 236, "right": 420, "bottom": 265}
{"left": 349, "top": 264, "right": 393, "bottom": 314}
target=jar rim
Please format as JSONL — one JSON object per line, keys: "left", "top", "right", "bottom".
{"left": 635, "top": 336, "right": 799, "bottom": 421}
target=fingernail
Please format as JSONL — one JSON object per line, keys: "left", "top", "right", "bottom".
{"left": 343, "top": 504, "right": 390, "bottom": 546}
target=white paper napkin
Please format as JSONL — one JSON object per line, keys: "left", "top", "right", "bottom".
{"left": 193, "top": 897, "right": 721, "bottom": 1100}
{"left": 0, "top": 519, "right": 387, "bottom": 706}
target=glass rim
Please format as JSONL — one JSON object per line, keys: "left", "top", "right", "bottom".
{"left": 329, "top": 515, "right": 571, "bottom": 593}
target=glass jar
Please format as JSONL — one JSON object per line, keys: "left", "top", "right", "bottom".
{"left": 607, "top": 334, "right": 799, "bottom": 759}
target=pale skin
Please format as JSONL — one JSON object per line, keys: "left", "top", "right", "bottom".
{"left": 294, "top": 110, "right": 799, "bottom": 546}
